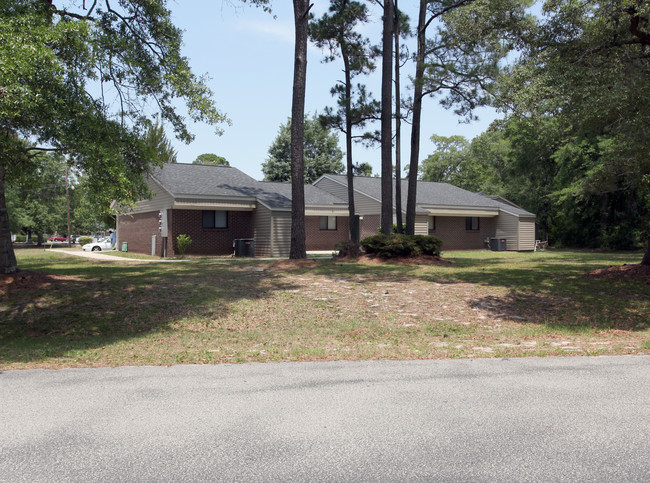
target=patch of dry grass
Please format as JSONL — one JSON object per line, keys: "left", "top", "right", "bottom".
{"left": 1, "top": 249, "right": 648, "bottom": 369}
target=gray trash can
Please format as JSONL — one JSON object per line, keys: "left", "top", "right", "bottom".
{"left": 489, "top": 237, "right": 507, "bottom": 251}
{"left": 233, "top": 238, "right": 255, "bottom": 257}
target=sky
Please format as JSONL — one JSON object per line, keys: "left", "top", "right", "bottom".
{"left": 165, "top": 0, "right": 501, "bottom": 180}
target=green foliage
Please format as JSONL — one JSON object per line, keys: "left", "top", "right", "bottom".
{"left": 192, "top": 154, "right": 229, "bottom": 166}
{"left": 352, "top": 162, "right": 373, "bottom": 177}
{"left": 310, "top": 0, "right": 379, "bottom": 145}
{"left": 77, "top": 237, "right": 93, "bottom": 247}
{"left": 262, "top": 114, "right": 344, "bottom": 183}
{"left": 0, "top": 0, "right": 227, "bottom": 272}
{"left": 493, "top": 0, "right": 650, "bottom": 258}
{"left": 361, "top": 233, "right": 442, "bottom": 258}
{"left": 176, "top": 234, "right": 192, "bottom": 256}
{"left": 13, "top": 234, "right": 26, "bottom": 243}
{"left": 144, "top": 121, "right": 178, "bottom": 164}
{"left": 334, "top": 240, "right": 360, "bottom": 258}
{"left": 411, "top": 235, "right": 443, "bottom": 256}
{"left": 420, "top": 0, "right": 533, "bottom": 121}
{"left": 6, "top": 153, "right": 68, "bottom": 242}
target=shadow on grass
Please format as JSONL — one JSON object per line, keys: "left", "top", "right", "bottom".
{"left": 315, "top": 250, "right": 649, "bottom": 333}
{"left": 0, "top": 255, "right": 300, "bottom": 365}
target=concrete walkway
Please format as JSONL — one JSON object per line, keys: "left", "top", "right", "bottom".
{"left": 51, "top": 249, "right": 336, "bottom": 263}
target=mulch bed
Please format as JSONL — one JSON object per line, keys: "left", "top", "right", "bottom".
{"left": 0, "top": 270, "right": 82, "bottom": 296}
{"left": 336, "top": 254, "right": 453, "bottom": 265}
{"left": 588, "top": 264, "right": 650, "bottom": 284}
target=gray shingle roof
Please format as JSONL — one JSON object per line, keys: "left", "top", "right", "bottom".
{"left": 151, "top": 163, "right": 260, "bottom": 197}
{"left": 321, "top": 174, "right": 534, "bottom": 216}
{"left": 259, "top": 182, "right": 347, "bottom": 208}
{"left": 151, "top": 164, "right": 345, "bottom": 209}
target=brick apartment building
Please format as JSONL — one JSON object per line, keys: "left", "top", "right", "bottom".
{"left": 116, "top": 164, "right": 536, "bottom": 257}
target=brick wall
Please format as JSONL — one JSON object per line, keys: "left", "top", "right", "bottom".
{"left": 170, "top": 209, "right": 253, "bottom": 255}
{"left": 360, "top": 215, "right": 380, "bottom": 239}
{"left": 428, "top": 216, "right": 495, "bottom": 250}
{"left": 305, "top": 215, "right": 349, "bottom": 250}
{"left": 118, "top": 212, "right": 160, "bottom": 255}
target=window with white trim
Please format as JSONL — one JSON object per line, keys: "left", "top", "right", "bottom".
{"left": 428, "top": 216, "right": 436, "bottom": 230}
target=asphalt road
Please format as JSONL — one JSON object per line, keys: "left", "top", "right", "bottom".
{"left": 1, "top": 356, "right": 648, "bottom": 482}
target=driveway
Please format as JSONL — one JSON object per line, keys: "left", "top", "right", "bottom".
{"left": 1, "top": 356, "right": 648, "bottom": 482}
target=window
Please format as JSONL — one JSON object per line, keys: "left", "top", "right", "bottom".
{"left": 319, "top": 216, "right": 337, "bottom": 230}
{"left": 202, "top": 210, "right": 227, "bottom": 229}
{"left": 465, "top": 217, "right": 479, "bottom": 231}
{"left": 428, "top": 216, "right": 436, "bottom": 231}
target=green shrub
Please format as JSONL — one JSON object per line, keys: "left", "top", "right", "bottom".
{"left": 360, "top": 233, "right": 443, "bottom": 258}
{"left": 334, "top": 240, "right": 360, "bottom": 258}
{"left": 78, "top": 237, "right": 93, "bottom": 246}
{"left": 13, "top": 234, "right": 27, "bottom": 243}
{"left": 412, "top": 235, "right": 443, "bottom": 256}
{"left": 377, "top": 223, "right": 407, "bottom": 234}
{"left": 176, "top": 234, "right": 192, "bottom": 256}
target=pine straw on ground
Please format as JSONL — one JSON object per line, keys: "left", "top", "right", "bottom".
{"left": 588, "top": 263, "right": 650, "bottom": 284}
{"left": 0, "top": 270, "right": 84, "bottom": 296}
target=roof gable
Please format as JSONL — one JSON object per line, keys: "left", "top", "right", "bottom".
{"left": 150, "top": 164, "right": 346, "bottom": 210}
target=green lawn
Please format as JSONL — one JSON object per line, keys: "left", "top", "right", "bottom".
{"left": 1, "top": 248, "right": 648, "bottom": 369}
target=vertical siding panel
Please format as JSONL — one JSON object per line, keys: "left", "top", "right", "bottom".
{"left": 253, "top": 203, "right": 272, "bottom": 257}
{"left": 495, "top": 212, "right": 519, "bottom": 250}
{"left": 271, "top": 211, "right": 292, "bottom": 257}
{"left": 518, "top": 217, "right": 536, "bottom": 251}
{"left": 414, "top": 214, "right": 429, "bottom": 235}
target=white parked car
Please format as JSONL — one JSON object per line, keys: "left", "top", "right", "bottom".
{"left": 82, "top": 237, "right": 113, "bottom": 252}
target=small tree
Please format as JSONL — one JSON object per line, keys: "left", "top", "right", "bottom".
{"left": 192, "top": 154, "right": 229, "bottom": 166}
{"left": 262, "top": 114, "right": 344, "bottom": 184}
{"left": 176, "top": 234, "right": 192, "bottom": 257}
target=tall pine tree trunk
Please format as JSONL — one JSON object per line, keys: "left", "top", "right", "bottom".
{"left": 0, "top": 161, "right": 18, "bottom": 274}
{"left": 290, "top": 0, "right": 310, "bottom": 259}
{"left": 380, "top": 0, "right": 394, "bottom": 236}
{"left": 343, "top": 47, "right": 357, "bottom": 245}
{"left": 394, "top": 0, "right": 403, "bottom": 233}
{"left": 405, "top": 0, "right": 426, "bottom": 236}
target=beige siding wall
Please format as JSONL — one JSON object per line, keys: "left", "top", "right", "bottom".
{"left": 414, "top": 214, "right": 429, "bottom": 235}
{"left": 252, "top": 203, "right": 272, "bottom": 256}
{"left": 314, "top": 177, "right": 381, "bottom": 215}
{"left": 271, "top": 211, "right": 292, "bottom": 257}
{"left": 495, "top": 211, "right": 519, "bottom": 251}
{"left": 518, "top": 216, "right": 536, "bottom": 251}
{"left": 131, "top": 178, "right": 174, "bottom": 214}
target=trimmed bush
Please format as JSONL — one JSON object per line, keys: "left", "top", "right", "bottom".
{"left": 334, "top": 240, "right": 360, "bottom": 258}
{"left": 360, "top": 233, "right": 442, "bottom": 258}
{"left": 13, "top": 235, "right": 27, "bottom": 243}
{"left": 412, "top": 235, "right": 443, "bottom": 256}
{"left": 78, "top": 237, "right": 93, "bottom": 246}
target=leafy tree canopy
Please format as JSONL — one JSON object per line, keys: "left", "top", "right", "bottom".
{"left": 192, "top": 154, "right": 230, "bottom": 166}
{"left": 0, "top": 0, "right": 227, "bottom": 272}
{"left": 262, "top": 114, "right": 344, "bottom": 184}
{"left": 352, "top": 162, "right": 373, "bottom": 177}
{"left": 494, "top": 0, "right": 650, "bottom": 262}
